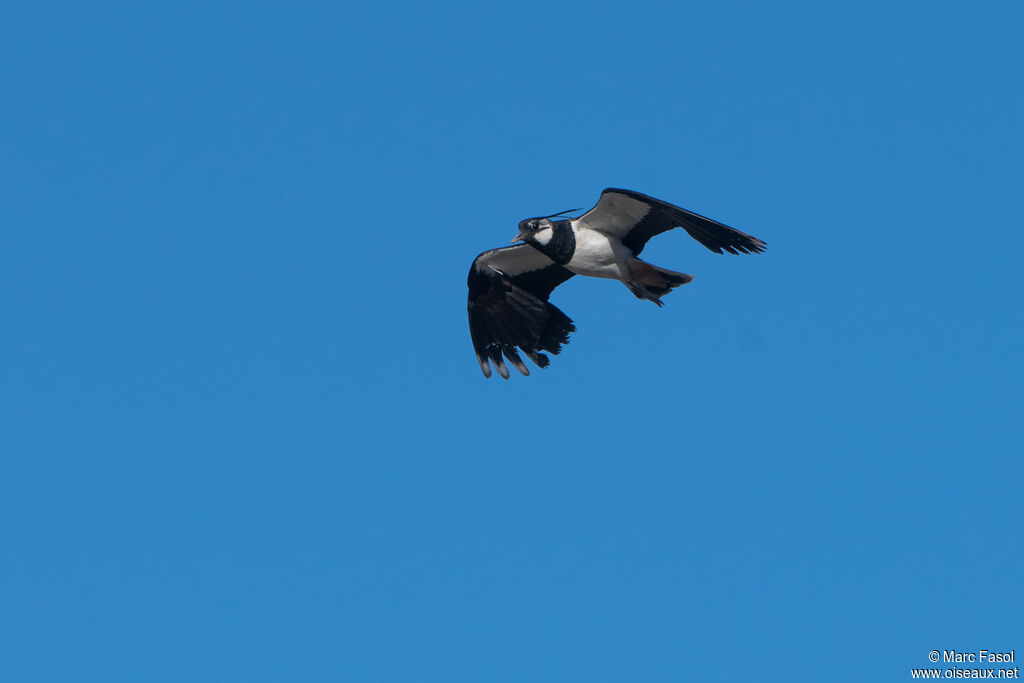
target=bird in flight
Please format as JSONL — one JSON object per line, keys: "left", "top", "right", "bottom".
{"left": 467, "top": 188, "right": 766, "bottom": 379}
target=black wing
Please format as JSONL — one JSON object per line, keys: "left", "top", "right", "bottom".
{"left": 574, "top": 188, "right": 766, "bottom": 256}
{"left": 467, "top": 244, "right": 576, "bottom": 379}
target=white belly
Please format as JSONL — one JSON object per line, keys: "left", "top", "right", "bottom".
{"left": 566, "top": 228, "right": 631, "bottom": 280}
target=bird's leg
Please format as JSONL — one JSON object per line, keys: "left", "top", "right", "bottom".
{"left": 621, "top": 279, "right": 665, "bottom": 307}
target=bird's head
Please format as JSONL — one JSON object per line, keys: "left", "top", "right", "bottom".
{"left": 512, "top": 217, "right": 554, "bottom": 246}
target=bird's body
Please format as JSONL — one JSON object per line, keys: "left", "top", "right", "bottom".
{"left": 527, "top": 216, "right": 694, "bottom": 302}
{"left": 467, "top": 188, "right": 766, "bottom": 379}
{"left": 518, "top": 218, "right": 627, "bottom": 277}
{"left": 565, "top": 224, "right": 630, "bottom": 280}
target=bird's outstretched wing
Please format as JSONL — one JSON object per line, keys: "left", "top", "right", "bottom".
{"left": 467, "top": 244, "right": 576, "bottom": 379}
{"left": 574, "top": 188, "right": 766, "bottom": 256}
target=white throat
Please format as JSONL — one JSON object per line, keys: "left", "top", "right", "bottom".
{"left": 533, "top": 227, "right": 554, "bottom": 246}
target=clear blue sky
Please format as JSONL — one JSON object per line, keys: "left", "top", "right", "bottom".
{"left": 2, "top": 2, "right": 1021, "bottom": 681}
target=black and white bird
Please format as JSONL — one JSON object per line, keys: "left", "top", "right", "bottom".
{"left": 467, "top": 188, "right": 766, "bottom": 379}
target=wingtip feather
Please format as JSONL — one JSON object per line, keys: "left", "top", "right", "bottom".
{"left": 477, "top": 353, "right": 492, "bottom": 379}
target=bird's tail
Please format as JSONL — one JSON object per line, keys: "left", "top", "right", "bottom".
{"left": 625, "top": 259, "right": 693, "bottom": 307}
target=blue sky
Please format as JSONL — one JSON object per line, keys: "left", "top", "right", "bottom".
{"left": 2, "top": 1, "right": 1022, "bottom": 681}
